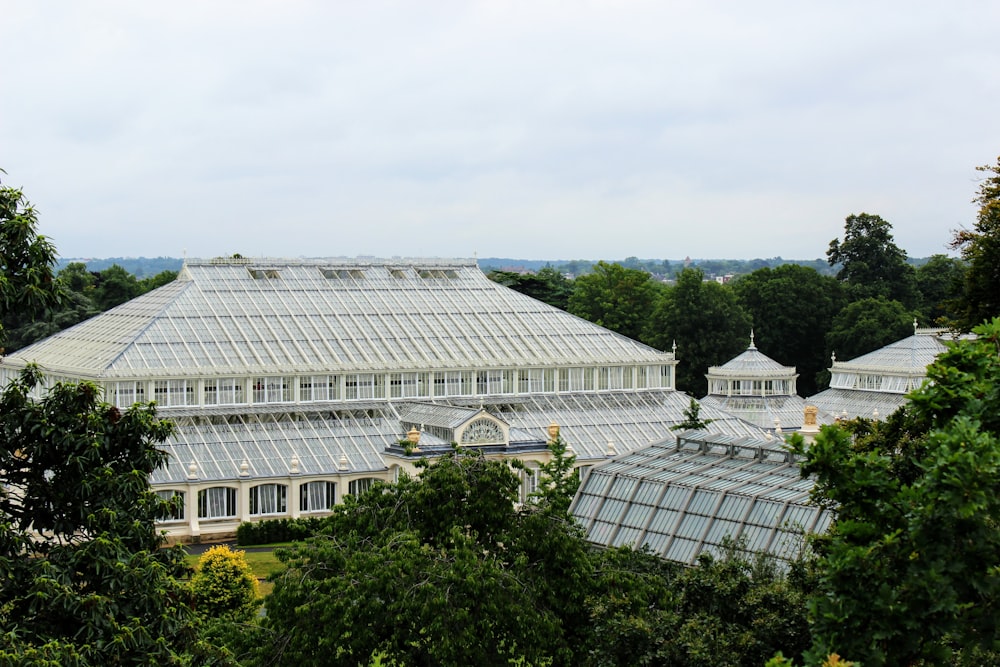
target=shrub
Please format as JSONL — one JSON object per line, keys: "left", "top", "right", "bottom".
{"left": 189, "top": 545, "right": 260, "bottom": 621}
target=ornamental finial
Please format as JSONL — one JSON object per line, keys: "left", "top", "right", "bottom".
{"left": 749, "top": 329, "right": 756, "bottom": 349}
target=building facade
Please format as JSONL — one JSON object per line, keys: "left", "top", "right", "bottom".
{"left": 1, "top": 257, "right": 763, "bottom": 542}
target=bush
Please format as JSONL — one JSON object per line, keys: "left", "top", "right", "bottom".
{"left": 235, "top": 516, "right": 328, "bottom": 545}
{"left": 189, "top": 545, "right": 260, "bottom": 621}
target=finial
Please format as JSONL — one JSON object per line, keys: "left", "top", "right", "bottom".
{"left": 831, "top": 350, "right": 836, "bottom": 364}
{"left": 749, "top": 329, "right": 756, "bottom": 349}
{"left": 913, "top": 318, "right": 918, "bottom": 334}
{"left": 239, "top": 459, "right": 249, "bottom": 477}
{"left": 290, "top": 454, "right": 300, "bottom": 474}
{"left": 672, "top": 340, "right": 678, "bottom": 356}
{"left": 774, "top": 417, "right": 782, "bottom": 435}
{"left": 873, "top": 408, "right": 879, "bottom": 420}
{"left": 547, "top": 421, "right": 560, "bottom": 444}
{"left": 338, "top": 453, "right": 349, "bottom": 471}
{"left": 187, "top": 460, "right": 198, "bottom": 480}
{"left": 606, "top": 439, "right": 617, "bottom": 457}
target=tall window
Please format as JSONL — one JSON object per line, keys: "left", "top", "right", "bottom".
{"left": 198, "top": 487, "right": 237, "bottom": 519}
{"left": 348, "top": 478, "right": 379, "bottom": 496}
{"left": 155, "top": 489, "right": 185, "bottom": 522}
{"left": 109, "top": 381, "right": 146, "bottom": 408}
{"left": 300, "top": 375, "right": 339, "bottom": 401}
{"left": 153, "top": 380, "right": 195, "bottom": 407}
{"left": 253, "top": 377, "right": 291, "bottom": 403}
{"left": 299, "top": 481, "right": 337, "bottom": 512}
{"left": 249, "top": 484, "right": 288, "bottom": 516}
{"left": 204, "top": 377, "right": 244, "bottom": 405}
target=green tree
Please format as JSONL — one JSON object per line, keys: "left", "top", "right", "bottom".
{"left": 790, "top": 318, "right": 1000, "bottom": 665}
{"left": 645, "top": 268, "right": 751, "bottom": 395}
{"left": 139, "top": 268, "right": 179, "bottom": 293}
{"left": 914, "top": 253, "right": 966, "bottom": 324}
{"left": 824, "top": 296, "right": 915, "bottom": 364}
{"left": 257, "top": 450, "right": 591, "bottom": 666}
{"left": 732, "top": 265, "right": 847, "bottom": 395}
{"left": 582, "top": 543, "right": 812, "bottom": 667}
{"left": 0, "top": 369, "right": 212, "bottom": 665}
{"left": 827, "top": 213, "right": 919, "bottom": 308}
{"left": 568, "top": 261, "right": 662, "bottom": 342}
{"left": 951, "top": 155, "right": 1000, "bottom": 329}
{"left": 488, "top": 266, "right": 572, "bottom": 310}
{"left": 190, "top": 545, "right": 260, "bottom": 622}
{"left": 0, "top": 175, "right": 60, "bottom": 352}
{"left": 529, "top": 432, "right": 579, "bottom": 514}
{"left": 93, "top": 263, "right": 141, "bottom": 311}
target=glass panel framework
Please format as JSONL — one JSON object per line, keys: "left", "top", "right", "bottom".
{"left": 570, "top": 433, "right": 831, "bottom": 565}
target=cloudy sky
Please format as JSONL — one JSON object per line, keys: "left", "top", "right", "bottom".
{"left": 2, "top": 1, "right": 999, "bottom": 262}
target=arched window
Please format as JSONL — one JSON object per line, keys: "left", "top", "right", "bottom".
{"left": 460, "top": 418, "right": 505, "bottom": 445}
{"left": 155, "top": 489, "right": 185, "bottom": 522}
{"left": 198, "top": 487, "right": 237, "bottom": 519}
{"left": 249, "top": 483, "right": 288, "bottom": 516}
{"left": 299, "top": 481, "right": 336, "bottom": 512}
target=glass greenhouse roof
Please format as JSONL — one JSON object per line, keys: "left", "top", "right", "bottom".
{"left": 151, "top": 389, "right": 768, "bottom": 484}
{"left": 5, "top": 258, "right": 673, "bottom": 379}
{"left": 570, "top": 430, "right": 832, "bottom": 564}
{"left": 706, "top": 340, "right": 796, "bottom": 378}
{"left": 828, "top": 330, "right": 951, "bottom": 376}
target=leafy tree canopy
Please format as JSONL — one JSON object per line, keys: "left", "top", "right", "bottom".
{"left": 0, "top": 175, "right": 61, "bottom": 351}
{"left": 0, "top": 369, "right": 211, "bottom": 665}
{"left": 951, "top": 154, "right": 1000, "bottom": 329}
{"left": 827, "top": 213, "right": 919, "bottom": 308}
{"left": 568, "top": 261, "right": 662, "bottom": 342}
{"left": 257, "top": 448, "right": 591, "bottom": 666}
{"left": 646, "top": 268, "right": 751, "bottom": 395}
{"left": 791, "top": 318, "right": 1000, "bottom": 665}
{"left": 732, "top": 264, "right": 846, "bottom": 396}
{"left": 824, "top": 296, "right": 915, "bottom": 364}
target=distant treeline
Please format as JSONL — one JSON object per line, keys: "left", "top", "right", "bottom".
{"left": 59, "top": 255, "right": 948, "bottom": 282}
{"left": 57, "top": 256, "right": 184, "bottom": 278}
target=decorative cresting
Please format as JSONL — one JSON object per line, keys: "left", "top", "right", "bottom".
{"left": 458, "top": 417, "right": 506, "bottom": 446}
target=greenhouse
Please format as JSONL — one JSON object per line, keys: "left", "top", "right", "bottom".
{"left": 700, "top": 333, "right": 834, "bottom": 432}
{"left": 1, "top": 257, "right": 763, "bottom": 542}
{"left": 809, "top": 325, "right": 961, "bottom": 420}
{"left": 570, "top": 430, "right": 832, "bottom": 564}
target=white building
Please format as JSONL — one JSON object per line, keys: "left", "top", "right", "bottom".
{"left": 809, "top": 325, "right": 961, "bottom": 421}
{"left": 1, "top": 257, "right": 762, "bottom": 542}
{"left": 699, "top": 333, "right": 833, "bottom": 433}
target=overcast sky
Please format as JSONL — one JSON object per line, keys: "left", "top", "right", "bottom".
{"left": 2, "top": 1, "right": 999, "bottom": 262}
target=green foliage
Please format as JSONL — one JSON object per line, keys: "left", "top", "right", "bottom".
{"left": 732, "top": 264, "right": 847, "bottom": 395}
{"left": 792, "top": 319, "right": 1000, "bottom": 665}
{"left": 914, "top": 253, "right": 966, "bottom": 324}
{"left": 824, "top": 296, "right": 915, "bottom": 363}
{"left": 0, "top": 175, "right": 61, "bottom": 351}
{"left": 951, "top": 155, "right": 1000, "bottom": 329}
{"left": 488, "top": 266, "right": 572, "bottom": 310}
{"left": 190, "top": 545, "right": 260, "bottom": 622}
{"left": 582, "top": 544, "right": 812, "bottom": 667}
{"left": 567, "top": 261, "right": 662, "bottom": 342}
{"left": 0, "top": 369, "right": 213, "bottom": 665}
{"left": 645, "top": 268, "right": 751, "bottom": 395}
{"left": 827, "top": 212, "right": 919, "bottom": 308}
{"left": 529, "top": 434, "right": 579, "bottom": 514}
{"left": 235, "top": 516, "right": 328, "bottom": 545}
{"left": 256, "top": 450, "right": 586, "bottom": 666}
{"left": 671, "top": 397, "right": 714, "bottom": 431}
